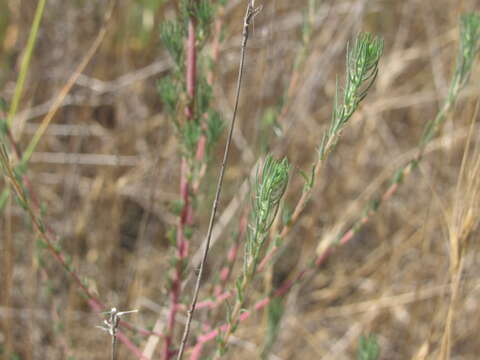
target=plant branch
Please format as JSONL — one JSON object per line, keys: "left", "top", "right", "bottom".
{"left": 164, "top": 11, "right": 198, "bottom": 360}
{"left": 175, "top": 2, "right": 262, "bottom": 359}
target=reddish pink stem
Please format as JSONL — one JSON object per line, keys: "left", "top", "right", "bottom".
{"left": 164, "top": 13, "right": 197, "bottom": 360}
{"left": 164, "top": 158, "right": 191, "bottom": 359}
{"left": 196, "top": 291, "right": 233, "bottom": 310}
{"left": 195, "top": 135, "right": 206, "bottom": 161}
{"left": 185, "top": 19, "right": 197, "bottom": 119}
{"left": 189, "top": 297, "right": 272, "bottom": 360}
{"left": 215, "top": 214, "right": 246, "bottom": 295}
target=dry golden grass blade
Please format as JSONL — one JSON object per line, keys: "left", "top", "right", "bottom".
{"left": 439, "top": 101, "right": 480, "bottom": 360}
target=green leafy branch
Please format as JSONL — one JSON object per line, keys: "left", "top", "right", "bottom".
{"left": 0, "top": 143, "right": 98, "bottom": 305}
{"left": 246, "top": 155, "right": 289, "bottom": 276}
{"left": 158, "top": 1, "right": 224, "bottom": 162}
{"left": 319, "top": 33, "right": 383, "bottom": 160}
{"left": 301, "top": 13, "right": 480, "bottom": 278}
{"left": 260, "top": 33, "right": 384, "bottom": 265}
{"left": 217, "top": 155, "right": 289, "bottom": 358}
{"left": 421, "top": 13, "right": 480, "bottom": 147}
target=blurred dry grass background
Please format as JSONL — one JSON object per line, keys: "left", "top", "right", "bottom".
{"left": 1, "top": 0, "right": 480, "bottom": 359}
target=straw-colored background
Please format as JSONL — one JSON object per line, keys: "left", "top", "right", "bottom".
{"left": 1, "top": 0, "right": 480, "bottom": 359}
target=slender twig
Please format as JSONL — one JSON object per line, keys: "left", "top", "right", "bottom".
{"left": 188, "top": 0, "right": 292, "bottom": 271}
{"left": 175, "top": 2, "right": 261, "bottom": 359}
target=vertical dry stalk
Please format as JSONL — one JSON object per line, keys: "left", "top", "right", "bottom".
{"left": 439, "top": 109, "right": 480, "bottom": 359}
{"left": 175, "top": 2, "right": 261, "bottom": 359}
